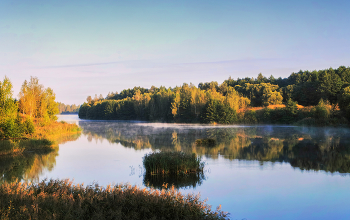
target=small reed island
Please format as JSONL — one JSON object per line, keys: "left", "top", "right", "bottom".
{"left": 143, "top": 151, "right": 205, "bottom": 175}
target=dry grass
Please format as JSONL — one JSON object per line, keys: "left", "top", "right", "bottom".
{"left": 30, "top": 120, "right": 81, "bottom": 140}
{"left": 250, "top": 104, "right": 304, "bottom": 111}
{"left": 239, "top": 104, "right": 306, "bottom": 113}
{"left": 0, "top": 179, "right": 229, "bottom": 220}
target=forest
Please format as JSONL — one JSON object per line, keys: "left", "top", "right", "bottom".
{"left": 79, "top": 66, "right": 350, "bottom": 125}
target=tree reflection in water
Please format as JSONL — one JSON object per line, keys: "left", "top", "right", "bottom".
{"left": 0, "top": 150, "right": 58, "bottom": 183}
{"left": 0, "top": 133, "right": 81, "bottom": 184}
{"left": 80, "top": 121, "right": 350, "bottom": 174}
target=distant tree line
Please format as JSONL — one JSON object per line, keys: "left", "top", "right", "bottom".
{"left": 79, "top": 66, "right": 350, "bottom": 125}
{"left": 0, "top": 76, "right": 59, "bottom": 139}
{"left": 57, "top": 102, "right": 79, "bottom": 114}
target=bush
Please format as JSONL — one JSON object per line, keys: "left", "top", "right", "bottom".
{"left": 242, "top": 110, "right": 257, "bottom": 124}
{"left": 0, "top": 119, "right": 22, "bottom": 139}
{"left": 314, "top": 99, "right": 330, "bottom": 120}
{"left": 200, "top": 99, "right": 237, "bottom": 124}
{"left": 22, "top": 118, "right": 35, "bottom": 135}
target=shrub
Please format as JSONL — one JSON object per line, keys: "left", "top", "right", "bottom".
{"left": 242, "top": 110, "right": 257, "bottom": 124}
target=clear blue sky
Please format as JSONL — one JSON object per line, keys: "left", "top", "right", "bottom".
{"left": 1, "top": 0, "right": 349, "bottom": 104}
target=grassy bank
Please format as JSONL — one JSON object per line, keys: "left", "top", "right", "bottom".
{"left": 0, "top": 179, "right": 228, "bottom": 220}
{"left": 143, "top": 151, "right": 204, "bottom": 175}
{"left": 30, "top": 119, "right": 81, "bottom": 139}
{"left": 0, "top": 120, "right": 81, "bottom": 156}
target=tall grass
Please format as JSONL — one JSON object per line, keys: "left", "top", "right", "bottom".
{"left": 143, "top": 151, "right": 205, "bottom": 175}
{"left": 0, "top": 179, "right": 229, "bottom": 220}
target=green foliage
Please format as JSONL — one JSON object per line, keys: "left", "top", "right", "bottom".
{"left": 78, "top": 66, "right": 350, "bottom": 126}
{"left": 338, "top": 86, "right": 350, "bottom": 121}
{"left": 78, "top": 103, "right": 90, "bottom": 119}
{"left": 21, "top": 118, "right": 35, "bottom": 135}
{"left": 106, "top": 86, "right": 149, "bottom": 100}
{"left": 0, "top": 77, "right": 17, "bottom": 121}
{"left": 314, "top": 99, "right": 330, "bottom": 120}
{"left": 0, "top": 77, "right": 23, "bottom": 139}
{"left": 285, "top": 68, "right": 346, "bottom": 106}
{"left": 0, "top": 119, "right": 23, "bottom": 139}
{"left": 282, "top": 98, "right": 299, "bottom": 123}
{"left": 200, "top": 99, "right": 237, "bottom": 124}
{"left": 241, "top": 110, "right": 257, "bottom": 124}
{"left": 286, "top": 98, "right": 298, "bottom": 115}
{"left": 80, "top": 83, "right": 242, "bottom": 124}
{"left": 234, "top": 82, "right": 282, "bottom": 106}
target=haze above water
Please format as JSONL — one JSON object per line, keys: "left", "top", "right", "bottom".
{"left": 2, "top": 114, "right": 350, "bottom": 220}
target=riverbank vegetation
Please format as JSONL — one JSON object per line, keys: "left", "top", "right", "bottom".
{"left": 79, "top": 66, "right": 350, "bottom": 126}
{"left": 0, "top": 179, "right": 228, "bottom": 220}
{"left": 0, "top": 76, "right": 81, "bottom": 155}
{"left": 143, "top": 151, "right": 204, "bottom": 175}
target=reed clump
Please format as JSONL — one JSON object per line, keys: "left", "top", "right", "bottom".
{"left": 143, "top": 151, "right": 205, "bottom": 175}
{"left": 195, "top": 138, "right": 216, "bottom": 147}
{"left": 0, "top": 179, "right": 229, "bottom": 220}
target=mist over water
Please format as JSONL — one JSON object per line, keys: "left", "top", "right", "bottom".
{"left": 2, "top": 114, "right": 349, "bottom": 219}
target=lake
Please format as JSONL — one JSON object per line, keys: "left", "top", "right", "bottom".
{"left": 2, "top": 114, "right": 350, "bottom": 220}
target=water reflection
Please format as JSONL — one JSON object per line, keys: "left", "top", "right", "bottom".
{"left": 0, "top": 150, "right": 58, "bottom": 183}
{"left": 0, "top": 133, "right": 81, "bottom": 183}
{"left": 79, "top": 121, "right": 350, "bottom": 174}
{"left": 144, "top": 172, "right": 206, "bottom": 190}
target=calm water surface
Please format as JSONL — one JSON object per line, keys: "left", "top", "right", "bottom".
{"left": 2, "top": 114, "right": 350, "bottom": 220}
